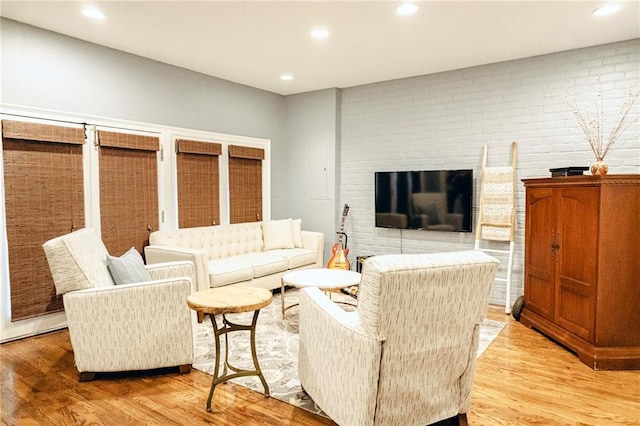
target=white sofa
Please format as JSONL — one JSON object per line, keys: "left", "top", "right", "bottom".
{"left": 145, "top": 219, "right": 324, "bottom": 292}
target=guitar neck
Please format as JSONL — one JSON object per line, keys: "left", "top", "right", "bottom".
{"left": 337, "top": 205, "right": 349, "bottom": 245}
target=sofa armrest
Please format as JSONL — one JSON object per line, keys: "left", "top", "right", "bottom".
{"left": 301, "top": 231, "right": 324, "bottom": 266}
{"left": 298, "top": 287, "right": 381, "bottom": 425}
{"left": 62, "top": 279, "right": 194, "bottom": 373}
{"left": 145, "top": 245, "right": 209, "bottom": 292}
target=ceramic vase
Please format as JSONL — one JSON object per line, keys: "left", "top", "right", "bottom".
{"left": 590, "top": 159, "right": 609, "bottom": 176}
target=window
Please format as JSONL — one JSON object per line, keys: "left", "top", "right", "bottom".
{"left": 228, "top": 145, "right": 264, "bottom": 223}
{"left": 97, "top": 130, "right": 159, "bottom": 256}
{"left": 1, "top": 110, "right": 270, "bottom": 330}
{"left": 175, "top": 139, "right": 222, "bottom": 228}
{"left": 2, "top": 120, "right": 85, "bottom": 320}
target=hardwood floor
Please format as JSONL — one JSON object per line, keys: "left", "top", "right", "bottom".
{"left": 2, "top": 306, "right": 639, "bottom": 425}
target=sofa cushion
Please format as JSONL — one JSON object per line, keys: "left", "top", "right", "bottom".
{"left": 107, "top": 247, "right": 152, "bottom": 285}
{"left": 262, "top": 219, "right": 294, "bottom": 250}
{"left": 207, "top": 258, "right": 255, "bottom": 287}
{"left": 149, "top": 223, "right": 264, "bottom": 261}
{"left": 268, "top": 248, "right": 317, "bottom": 269}
{"left": 292, "top": 218, "right": 303, "bottom": 248}
{"left": 233, "top": 252, "right": 289, "bottom": 278}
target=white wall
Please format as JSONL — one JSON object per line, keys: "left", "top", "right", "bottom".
{"left": 1, "top": 18, "right": 288, "bottom": 222}
{"left": 339, "top": 39, "right": 640, "bottom": 308}
{"left": 0, "top": 19, "right": 284, "bottom": 140}
{"left": 282, "top": 89, "right": 340, "bottom": 261}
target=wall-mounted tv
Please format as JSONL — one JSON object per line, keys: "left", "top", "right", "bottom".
{"left": 375, "top": 169, "right": 473, "bottom": 232}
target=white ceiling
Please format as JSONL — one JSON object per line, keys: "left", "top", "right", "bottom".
{"left": 1, "top": 1, "right": 639, "bottom": 95}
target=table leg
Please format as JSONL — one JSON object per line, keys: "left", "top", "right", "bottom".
{"left": 206, "top": 314, "right": 222, "bottom": 412}
{"left": 281, "top": 279, "right": 302, "bottom": 318}
{"left": 281, "top": 278, "right": 286, "bottom": 318}
{"left": 249, "top": 310, "right": 270, "bottom": 396}
{"left": 204, "top": 310, "right": 270, "bottom": 413}
{"left": 222, "top": 315, "right": 230, "bottom": 379}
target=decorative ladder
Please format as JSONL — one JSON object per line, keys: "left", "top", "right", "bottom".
{"left": 474, "top": 142, "right": 518, "bottom": 314}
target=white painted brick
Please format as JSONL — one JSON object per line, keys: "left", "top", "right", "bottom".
{"left": 339, "top": 39, "right": 640, "bottom": 308}
{"left": 599, "top": 72, "right": 628, "bottom": 82}
{"left": 588, "top": 65, "right": 616, "bottom": 75}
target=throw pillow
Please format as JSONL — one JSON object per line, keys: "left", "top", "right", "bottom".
{"left": 106, "top": 247, "right": 152, "bottom": 285}
{"left": 291, "top": 218, "right": 303, "bottom": 248}
{"left": 262, "top": 219, "right": 295, "bottom": 250}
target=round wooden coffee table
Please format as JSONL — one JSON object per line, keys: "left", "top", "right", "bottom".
{"left": 187, "top": 286, "right": 273, "bottom": 412}
{"left": 280, "top": 268, "right": 361, "bottom": 318}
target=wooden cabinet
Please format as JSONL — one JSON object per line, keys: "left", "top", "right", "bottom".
{"left": 521, "top": 175, "right": 640, "bottom": 370}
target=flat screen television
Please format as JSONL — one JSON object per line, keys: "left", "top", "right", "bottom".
{"left": 375, "top": 169, "right": 473, "bottom": 232}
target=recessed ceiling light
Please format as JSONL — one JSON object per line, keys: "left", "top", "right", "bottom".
{"left": 593, "top": 3, "right": 621, "bottom": 16}
{"left": 82, "top": 6, "right": 106, "bottom": 20}
{"left": 311, "top": 29, "right": 330, "bottom": 40}
{"left": 280, "top": 74, "right": 293, "bottom": 81}
{"left": 396, "top": 2, "right": 418, "bottom": 16}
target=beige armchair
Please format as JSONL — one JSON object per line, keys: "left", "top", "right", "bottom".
{"left": 43, "top": 228, "right": 196, "bottom": 381}
{"left": 298, "top": 250, "right": 499, "bottom": 425}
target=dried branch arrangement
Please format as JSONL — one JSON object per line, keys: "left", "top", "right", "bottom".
{"left": 566, "top": 87, "right": 639, "bottom": 161}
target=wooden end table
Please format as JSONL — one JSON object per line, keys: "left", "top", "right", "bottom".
{"left": 280, "top": 268, "right": 361, "bottom": 318}
{"left": 187, "top": 286, "right": 273, "bottom": 412}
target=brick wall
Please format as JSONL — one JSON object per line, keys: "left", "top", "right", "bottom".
{"left": 339, "top": 39, "right": 639, "bottom": 308}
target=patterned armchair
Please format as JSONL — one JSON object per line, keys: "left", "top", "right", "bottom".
{"left": 43, "top": 228, "right": 196, "bottom": 381}
{"left": 298, "top": 251, "right": 499, "bottom": 425}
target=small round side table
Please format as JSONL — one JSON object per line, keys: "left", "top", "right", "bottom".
{"left": 281, "top": 268, "right": 361, "bottom": 318}
{"left": 187, "top": 286, "right": 273, "bottom": 412}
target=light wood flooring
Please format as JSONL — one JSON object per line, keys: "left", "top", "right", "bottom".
{"left": 2, "top": 306, "right": 639, "bottom": 425}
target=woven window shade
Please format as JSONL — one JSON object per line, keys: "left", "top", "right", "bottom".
{"left": 228, "top": 145, "right": 263, "bottom": 223}
{"left": 228, "top": 145, "right": 265, "bottom": 160}
{"left": 97, "top": 130, "right": 159, "bottom": 151}
{"left": 2, "top": 121, "right": 85, "bottom": 321}
{"left": 2, "top": 119, "right": 85, "bottom": 145}
{"left": 176, "top": 139, "right": 221, "bottom": 228}
{"left": 97, "top": 130, "right": 159, "bottom": 256}
{"left": 177, "top": 139, "right": 222, "bottom": 155}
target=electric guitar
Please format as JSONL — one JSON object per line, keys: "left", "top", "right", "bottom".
{"left": 327, "top": 204, "right": 350, "bottom": 270}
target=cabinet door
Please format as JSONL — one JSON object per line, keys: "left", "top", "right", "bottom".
{"left": 555, "top": 187, "right": 598, "bottom": 342}
{"left": 524, "top": 187, "right": 555, "bottom": 321}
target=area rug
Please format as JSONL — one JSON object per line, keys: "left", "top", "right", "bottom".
{"left": 193, "top": 289, "right": 505, "bottom": 417}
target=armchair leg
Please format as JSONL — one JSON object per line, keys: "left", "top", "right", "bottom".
{"left": 458, "top": 413, "right": 468, "bottom": 426}
{"left": 78, "top": 372, "right": 96, "bottom": 382}
{"left": 79, "top": 366, "right": 190, "bottom": 381}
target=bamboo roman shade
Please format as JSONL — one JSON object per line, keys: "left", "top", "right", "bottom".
{"left": 97, "top": 130, "right": 159, "bottom": 256}
{"left": 2, "top": 120, "right": 85, "bottom": 321}
{"left": 2, "top": 120, "right": 85, "bottom": 144}
{"left": 228, "top": 145, "right": 264, "bottom": 223}
{"left": 176, "top": 139, "right": 222, "bottom": 228}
